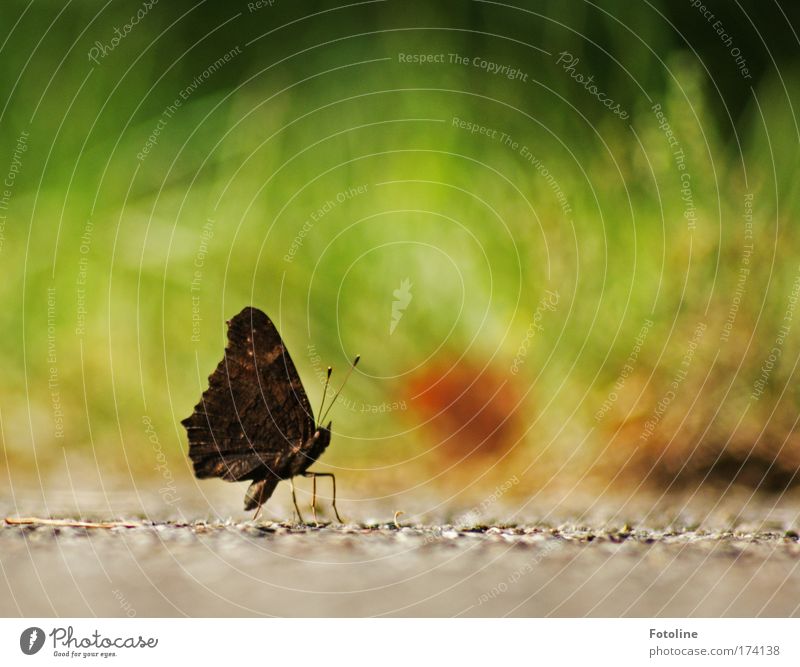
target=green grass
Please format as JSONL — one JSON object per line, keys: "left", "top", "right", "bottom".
{"left": 2, "top": 2, "right": 800, "bottom": 495}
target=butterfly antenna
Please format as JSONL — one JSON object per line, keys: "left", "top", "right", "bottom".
{"left": 317, "top": 366, "right": 332, "bottom": 424}
{"left": 320, "top": 355, "right": 360, "bottom": 424}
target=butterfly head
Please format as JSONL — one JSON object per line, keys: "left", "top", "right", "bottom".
{"left": 314, "top": 421, "right": 333, "bottom": 444}
{"left": 308, "top": 421, "right": 332, "bottom": 461}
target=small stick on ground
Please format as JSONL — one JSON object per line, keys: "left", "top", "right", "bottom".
{"left": 4, "top": 517, "right": 140, "bottom": 529}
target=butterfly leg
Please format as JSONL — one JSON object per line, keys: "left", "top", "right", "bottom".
{"left": 301, "top": 473, "right": 320, "bottom": 525}
{"left": 290, "top": 477, "right": 306, "bottom": 524}
{"left": 304, "top": 472, "right": 343, "bottom": 523}
{"left": 251, "top": 483, "right": 267, "bottom": 522}
{"left": 311, "top": 474, "right": 319, "bottom": 526}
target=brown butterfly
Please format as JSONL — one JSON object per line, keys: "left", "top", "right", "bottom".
{"left": 181, "top": 306, "right": 358, "bottom": 522}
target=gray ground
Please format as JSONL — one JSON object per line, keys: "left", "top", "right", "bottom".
{"left": 3, "top": 487, "right": 800, "bottom": 617}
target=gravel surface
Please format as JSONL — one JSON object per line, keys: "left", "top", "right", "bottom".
{"left": 3, "top": 511, "right": 800, "bottom": 617}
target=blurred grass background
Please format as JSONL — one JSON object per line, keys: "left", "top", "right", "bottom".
{"left": 2, "top": 0, "right": 800, "bottom": 508}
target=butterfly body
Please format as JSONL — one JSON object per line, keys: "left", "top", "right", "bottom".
{"left": 181, "top": 307, "right": 336, "bottom": 517}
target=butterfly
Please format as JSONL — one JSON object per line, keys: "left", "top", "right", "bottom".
{"left": 181, "top": 306, "right": 358, "bottom": 522}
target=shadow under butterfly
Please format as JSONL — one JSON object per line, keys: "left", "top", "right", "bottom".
{"left": 181, "top": 306, "right": 358, "bottom": 523}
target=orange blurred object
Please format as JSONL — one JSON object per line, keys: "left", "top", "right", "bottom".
{"left": 407, "top": 359, "right": 524, "bottom": 465}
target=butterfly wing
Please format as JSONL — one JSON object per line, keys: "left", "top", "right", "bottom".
{"left": 181, "top": 306, "right": 315, "bottom": 483}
